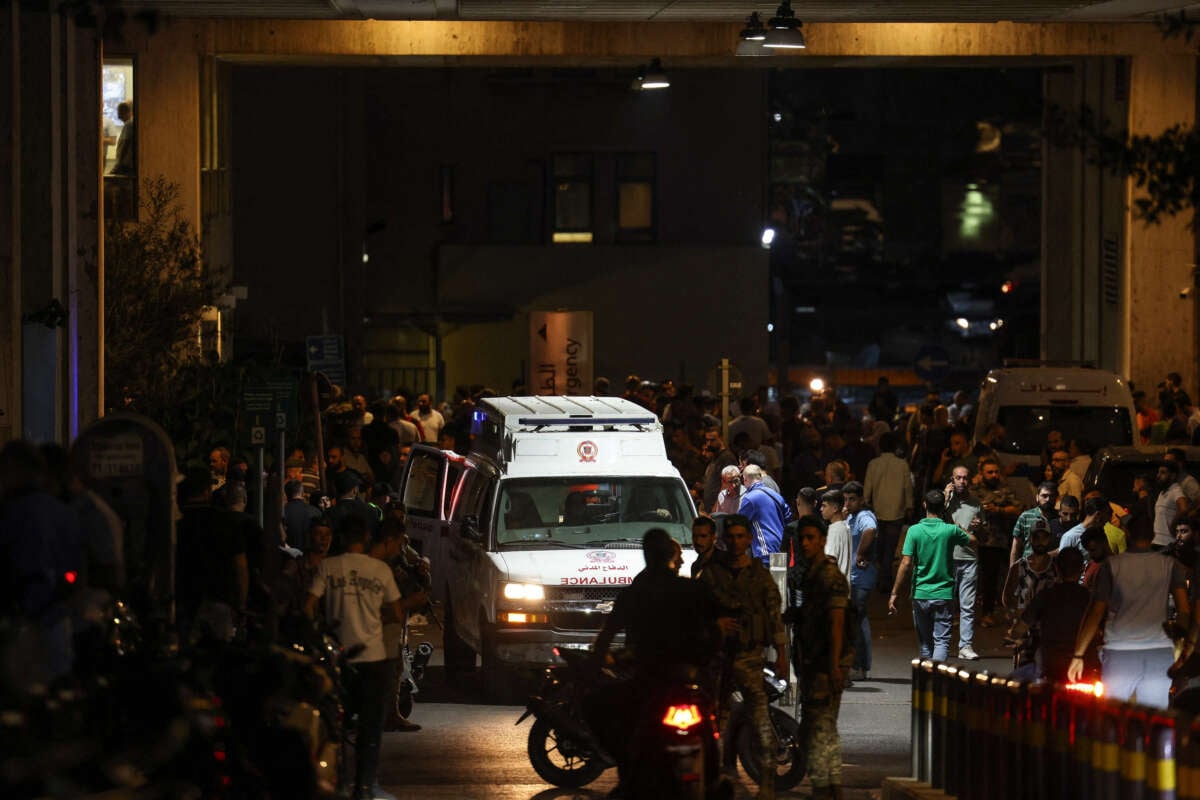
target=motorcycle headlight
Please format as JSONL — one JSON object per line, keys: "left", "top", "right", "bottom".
{"left": 502, "top": 582, "right": 545, "bottom": 601}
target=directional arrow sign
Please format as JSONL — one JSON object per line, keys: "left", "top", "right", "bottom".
{"left": 305, "top": 335, "right": 347, "bottom": 388}
{"left": 914, "top": 345, "right": 952, "bottom": 383}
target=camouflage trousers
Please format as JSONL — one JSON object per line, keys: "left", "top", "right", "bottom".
{"left": 800, "top": 672, "right": 843, "bottom": 787}
{"left": 720, "top": 651, "right": 777, "bottom": 799}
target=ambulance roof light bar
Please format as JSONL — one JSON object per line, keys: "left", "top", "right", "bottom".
{"left": 515, "top": 416, "right": 658, "bottom": 429}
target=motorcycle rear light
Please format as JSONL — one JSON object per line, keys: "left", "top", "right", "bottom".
{"left": 662, "top": 704, "right": 703, "bottom": 731}
{"left": 1064, "top": 681, "right": 1104, "bottom": 697}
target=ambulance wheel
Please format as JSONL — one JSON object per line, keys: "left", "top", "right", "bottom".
{"left": 442, "top": 594, "right": 475, "bottom": 681}
{"left": 481, "top": 621, "right": 516, "bottom": 704}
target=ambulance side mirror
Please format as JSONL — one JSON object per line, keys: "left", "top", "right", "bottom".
{"left": 461, "top": 515, "right": 482, "bottom": 540}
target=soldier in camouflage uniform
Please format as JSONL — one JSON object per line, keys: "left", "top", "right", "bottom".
{"left": 793, "top": 514, "right": 851, "bottom": 800}
{"left": 700, "top": 514, "right": 789, "bottom": 799}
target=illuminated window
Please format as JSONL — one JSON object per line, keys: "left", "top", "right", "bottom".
{"left": 616, "top": 153, "right": 656, "bottom": 242}
{"left": 552, "top": 154, "right": 593, "bottom": 244}
{"left": 102, "top": 57, "right": 136, "bottom": 220}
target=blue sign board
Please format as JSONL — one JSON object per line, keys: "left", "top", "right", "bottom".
{"left": 914, "top": 345, "right": 952, "bottom": 383}
{"left": 306, "top": 335, "right": 347, "bottom": 388}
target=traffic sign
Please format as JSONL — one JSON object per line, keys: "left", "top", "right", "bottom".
{"left": 240, "top": 376, "right": 299, "bottom": 447}
{"left": 914, "top": 345, "right": 952, "bottom": 383}
{"left": 306, "top": 335, "right": 347, "bottom": 389}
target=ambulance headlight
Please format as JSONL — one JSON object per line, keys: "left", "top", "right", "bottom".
{"left": 502, "top": 583, "right": 545, "bottom": 601}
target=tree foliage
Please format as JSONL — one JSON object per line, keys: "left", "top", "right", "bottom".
{"left": 1047, "top": 12, "right": 1200, "bottom": 231}
{"left": 104, "top": 176, "right": 225, "bottom": 420}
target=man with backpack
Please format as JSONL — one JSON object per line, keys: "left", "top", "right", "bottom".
{"left": 740, "top": 464, "right": 792, "bottom": 566}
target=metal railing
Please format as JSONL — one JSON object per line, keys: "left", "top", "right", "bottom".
{"left": 909, "top": 659, "right": 1200, "bottom": 800}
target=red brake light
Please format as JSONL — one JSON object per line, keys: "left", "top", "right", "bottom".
{"left": 662, "top": 704, "right": 703, "bottom": 731}
{"left": 63, "top": 571, "right": 77, "bottom": 584}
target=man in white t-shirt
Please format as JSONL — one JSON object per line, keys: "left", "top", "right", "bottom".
{"left": 1165, "top": 448, "right": 1200, "bottom": 507}
{"left": 819, "top": 488, "right": 853, "bottom": 592}
{"left": 414, "top": 393, "right": 445, "bottom": 444}
{"left": 307, "top": 516, "right": 428, "bottom": 800}
{"left": 1153, "top": 461, "right": 1189, "bottom": 548}
{"left": 1068, "top": 514, "right": 1190, "bottom": 708}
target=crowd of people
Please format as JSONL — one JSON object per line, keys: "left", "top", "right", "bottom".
{"left": 635, "top": 370, "right": 1200, "bottom": 717}
{"left": 7, "top": 371, "right": 1200, "bottom": 797}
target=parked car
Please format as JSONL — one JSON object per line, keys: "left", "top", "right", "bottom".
{"left": 1082, "top": 445, "right": 1200, "bottom": 511}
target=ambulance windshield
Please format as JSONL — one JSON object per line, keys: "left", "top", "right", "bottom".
{"left": 496, "top": 477, "right": 693, "bottom": 546}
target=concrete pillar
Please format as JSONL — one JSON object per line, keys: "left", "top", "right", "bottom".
{"left": 0, "top": 4, "right": 102, "bottom": 444}
{"left": 17, "top": 5, "right": 62, "bottom": 443}
{"left": 1125, "top": 54, "right": 1197, "bottom": 397}
{"left": 0, "top": 2, "right": 19, "bottom": 444}
{"left": 1041, "top": 57, "right": 1129, "bottom": 374}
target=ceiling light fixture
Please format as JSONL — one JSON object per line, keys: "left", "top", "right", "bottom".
{"left": 632, "top": 58, "right": 670, "bottom": 91}
{"left": 763, "top": 0, "right": 807, "bottom": 50}
{"left": 736, "top": 12, "right": 771, "bottom": 57}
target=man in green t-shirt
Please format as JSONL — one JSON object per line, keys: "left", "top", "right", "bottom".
{"left": 889, "top": 490, "right": 977, "bottom": 661}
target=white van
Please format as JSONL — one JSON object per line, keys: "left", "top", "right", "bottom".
{"left": 972, "top": 364, "right": 1138, "bottom": 470}
{"left": 398, "top": 396, "right": 696, "bottom": 700}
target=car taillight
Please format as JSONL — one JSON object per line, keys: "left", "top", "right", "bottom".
{"left": 661, "top": 704, "right": 703, "bottom": 731}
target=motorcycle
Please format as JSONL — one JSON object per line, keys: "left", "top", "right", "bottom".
{"left": 518, "top": 648, "right": 727, "bottom": 799}
{"left": 724, "top": 668, "right": 805, "bottom": 791}
{"left": 389, "top": 636, "right": 434, "bottom": 726}
{"left": 388, "top": 542, "right": 436, "bottom": 727}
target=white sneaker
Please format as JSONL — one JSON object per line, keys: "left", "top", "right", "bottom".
{"left": 958, "top": 646, "right": 980, "bottom": 661}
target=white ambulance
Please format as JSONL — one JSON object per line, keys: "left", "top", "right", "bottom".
{"left": 398, "top": 396, "right": 696, "bottom": 700}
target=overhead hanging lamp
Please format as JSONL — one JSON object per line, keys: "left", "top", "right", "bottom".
{"left": 763, "top": 0, "right": 807, "bottom": 50}
{"left": 632, "top": 58, "right": 670, "bottom": 90}
{"left": 736, "top": 12, "right": 771, "bottom": 56}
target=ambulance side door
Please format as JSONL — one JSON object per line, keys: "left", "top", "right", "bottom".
{"left": 446, "top": 462, "right": 499, "bottom": 647}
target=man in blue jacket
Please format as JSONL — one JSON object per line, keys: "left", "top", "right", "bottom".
{"left": 739, "top": 464, "right": 792, "bottom": 565}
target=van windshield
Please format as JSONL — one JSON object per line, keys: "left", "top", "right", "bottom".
{"left": 496, "top": 477, "right": 694, "bottom": 547}
{"left": 995, "top": 406, "right": 1134, "bottom": 455}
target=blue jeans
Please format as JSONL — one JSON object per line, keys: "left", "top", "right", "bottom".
{"left": 1100, "top": 646, "right": 1175, "bottom": 709}
{"left": 851, "top": 584, "right": 872, "bottom": 671}
{"left": 913, "top": 599, "right": 954, "bottom": 662}
{"left": 953, "top": 560, "right": 977, "bottom": 651}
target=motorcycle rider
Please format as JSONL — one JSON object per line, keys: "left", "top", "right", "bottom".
{"left": 700, "top": 514, "right": 789, "bottom": 800}
{"left": 590, "top": 528, "right": 725, "bottom": 798}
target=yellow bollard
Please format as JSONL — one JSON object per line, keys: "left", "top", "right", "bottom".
{"left": 1146, "top": 714, "right": 1177, "bottom": 800}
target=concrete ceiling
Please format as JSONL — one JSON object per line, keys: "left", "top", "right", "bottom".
{"left": 118, "top": 0, "right": 1200, "bottom": 22}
